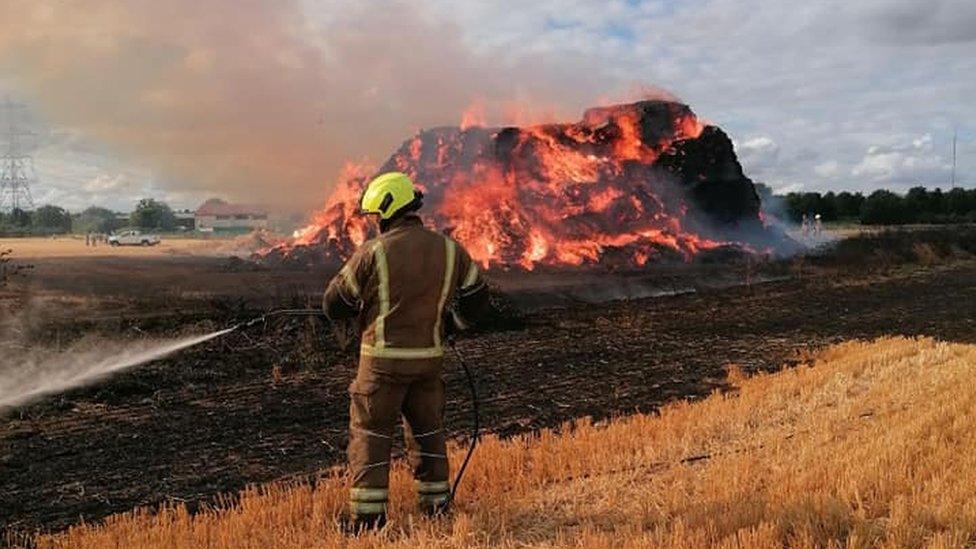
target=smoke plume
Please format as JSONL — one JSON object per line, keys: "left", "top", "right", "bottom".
{"left": 0, "top": 0, "right": 614, "bottom": 210}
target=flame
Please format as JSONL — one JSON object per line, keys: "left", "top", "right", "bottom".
{"left": 460, "top": 100, "right": 486, "bottom": 130}
{"left": 285, "top": 161, "right": 373, "bottom": 255}
{"left": 264, "top": 101, "right": 762, "bottom": 270}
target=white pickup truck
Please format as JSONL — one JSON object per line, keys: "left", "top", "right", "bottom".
{"left": 108, "top": 230, "right": 161, "bottom": 247}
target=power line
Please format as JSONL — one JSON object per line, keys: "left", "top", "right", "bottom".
{"left": 0, "top": 97, "right": 37, "bottom": 212}
{"left": 950, "top": 129, "right": 957, "bottom": 188}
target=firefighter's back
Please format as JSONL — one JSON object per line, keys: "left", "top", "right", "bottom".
{"left": 359, "top": 216, "right": 460, "bottom": 360}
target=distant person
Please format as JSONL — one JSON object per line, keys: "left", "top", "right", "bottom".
{"left": 814, "top": 214, "right": 823, "bottom": 236}
{"left": 800, "top": 214, "right": 810, "bottom": 239}
{"left": 85, "top": 233, "right": 91, "bottom": 246}
{"left": 322, "top": 171, "right": 489, "bottom": 532}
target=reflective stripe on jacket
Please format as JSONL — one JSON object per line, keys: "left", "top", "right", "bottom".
{"left": 323, "top": 215, "right": 485, "bottom": 360}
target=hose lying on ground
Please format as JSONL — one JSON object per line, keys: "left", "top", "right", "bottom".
{"left": 446, "top": 337, "right": 480, "bottom": 505}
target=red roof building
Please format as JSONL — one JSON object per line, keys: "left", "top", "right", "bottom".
{"left": 195, "top": 199, "right": 269, "bottom": 232}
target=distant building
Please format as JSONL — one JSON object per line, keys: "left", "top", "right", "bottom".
{"left": 194, "top": 199, "right": 269, "bottom": 232}
{"left": 174, "top": 209, "right": 195, "bottom": 231}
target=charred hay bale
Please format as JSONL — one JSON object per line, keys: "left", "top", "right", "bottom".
{"left": 657, "top": 126, "right": 761, "bottom": 225}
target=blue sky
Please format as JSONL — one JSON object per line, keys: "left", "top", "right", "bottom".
{"left": 0, "top": 0, "right": 972, "bottom": 211}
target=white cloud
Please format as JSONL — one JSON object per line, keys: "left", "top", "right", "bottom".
{"left": 19, "top": 126, "right": 210, "bottom": 212}
{"left": 814, "top": 161, "right": 841, "bottom": 179}
{"left": 736, "top": 135, "right": 779, "bottom": 161}
{"left": 734, "top": 135, "right": 781, "bottom": 182}
{"left": 772, "top": 181, "right": 804, "bottom": 194}
{"left": 851, "top": 133, "right": 950, "bottom": 186}
{"left": 738, "top": 136, "right": 779, "bottom": 156}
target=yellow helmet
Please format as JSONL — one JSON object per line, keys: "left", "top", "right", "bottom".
{"left": 360, "top": 172, "right": 420, "bottom": 220}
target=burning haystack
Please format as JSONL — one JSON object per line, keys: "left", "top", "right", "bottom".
{"left": 263, "top": 100, "right": 789, "bottom": 270}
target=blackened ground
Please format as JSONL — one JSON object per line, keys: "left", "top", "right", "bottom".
{"left": 1, "top": 233, "right": 975, "bottom": 535}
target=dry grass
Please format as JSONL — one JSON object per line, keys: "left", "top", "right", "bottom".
{"left": 30, "top": 337, "right": 976, "bottom": 548}
{"left": 0, "top": 237, "right": 227, "bottom": 259}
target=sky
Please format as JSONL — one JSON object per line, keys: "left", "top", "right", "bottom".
{"left": 0, "top": 0, "right": 972, "bottom": 213}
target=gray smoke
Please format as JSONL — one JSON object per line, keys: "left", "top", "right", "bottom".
{"left": 0, "top": 0, "right": 614, "bottom": 210}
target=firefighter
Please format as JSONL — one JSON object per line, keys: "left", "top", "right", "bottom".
{"left": 322, "top": 171, "right": 489, "bottom": 532}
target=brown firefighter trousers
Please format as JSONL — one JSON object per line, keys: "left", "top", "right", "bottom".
{"left": 347, "top": 356, "right": 450, "bottom": 516}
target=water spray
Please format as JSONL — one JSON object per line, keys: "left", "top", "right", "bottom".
{"left": 0, "top": 326, "right": 238, "bottom": 408}
{"left": 0, "top": 309, "right": 318, "bottom": 408}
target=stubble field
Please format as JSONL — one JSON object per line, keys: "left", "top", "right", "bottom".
{"left": 27, "top": 336, "right": 976, "bottom": 548}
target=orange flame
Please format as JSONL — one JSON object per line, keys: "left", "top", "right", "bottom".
{"left": 460, "top": 101, "right": 486, "bottom": 130}
{"left": 288, "top": 161, "right": 373, "bottom": 254}
{"left": 265, "top": 101, "right": 761, "bottom": 270}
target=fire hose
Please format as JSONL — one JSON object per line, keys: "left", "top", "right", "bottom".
{"left": 235, "top": 308, "right": 324, "bottom": 328}
{"left": 445, "top": 336, "right": 480, "bottom": 506}
{"left": 234, "top": 308, "right": 481, "bottom": 506}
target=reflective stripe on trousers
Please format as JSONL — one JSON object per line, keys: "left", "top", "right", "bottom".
{"left": 347, "top": 370, "right": 449, "bottom": 510}
{"left": 417, "top": 480, "right": 451, "bottom": 507}
{"left": 350, "top": 487, "right": 388, "bottom": 516}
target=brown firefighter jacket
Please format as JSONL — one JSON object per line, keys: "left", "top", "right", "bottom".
{"left": 322, "top": 214, "right": 489, "bottom": 360}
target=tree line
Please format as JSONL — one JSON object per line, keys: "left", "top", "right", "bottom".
{"left": 756, "top": 185, "right": 976, "bottom": 225}
{"left": 3, "top": 186, "right": 976, "bottom": 236}
{"left": 0, "top": 199, "right": 179, "bottom": 236}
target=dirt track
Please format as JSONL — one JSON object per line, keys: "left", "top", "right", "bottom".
{"left": 2, "top": 247, "right": 975, "bottom": 534}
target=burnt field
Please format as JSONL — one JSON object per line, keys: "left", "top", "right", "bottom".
{"left": 2, "top": 227, "right": 976, "bottom": 536}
